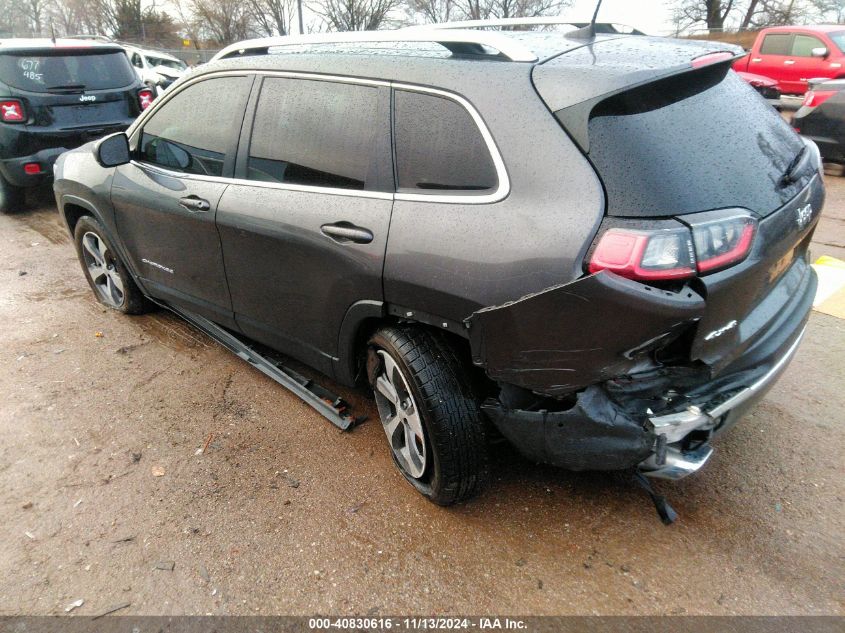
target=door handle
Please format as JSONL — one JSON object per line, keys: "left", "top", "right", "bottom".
{"left": 784, "top": 59, "right": 795, "bottom": 65}
{"left": 320, "top": 222, "right": 374, "bottom": 244}
{"left": 179, "top": 196, "right": 210, "bottom": 212}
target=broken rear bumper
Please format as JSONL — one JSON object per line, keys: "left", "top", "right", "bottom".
{"left": 483, "top": 325, "right": 805, "bottom": 477}
{"left": 640, "top": 324, "right": 805, "bottom": 479}
{"left": 477, "top": 261, "right": 815, "bottom": 479}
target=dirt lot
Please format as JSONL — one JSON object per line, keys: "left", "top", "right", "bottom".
{"left": 0, "top": 178, "right": 843, "bottom": 617}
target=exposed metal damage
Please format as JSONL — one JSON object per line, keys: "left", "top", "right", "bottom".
{"left": 465, "top": 270, "right": 705, "bottom": 397}
{"left": 481, "top": 386, "right": 656, "bottom": 471}
{"left": 465, "top": 266, "right": 811, "bottom": 491}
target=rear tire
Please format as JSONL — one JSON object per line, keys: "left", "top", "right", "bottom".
{"left": 0, "top": 174, "right": 25, "bottom": 214}
{"left": 368, "top": 326, "right": 489, "bottom": 505}
{"left": 73, "top": 216, "right": 152, "bottom": 314}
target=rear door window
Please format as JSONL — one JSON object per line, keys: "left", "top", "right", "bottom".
{"left": 246, "top": 77, "right": 381, "bottom": 191}
{"left": 393, "top": 90, "right": 497, "bottom": 193}
{"left": 759, "top": 33, "right": 792, "bottom": 55}
{"left": 791, "top": 34, "right": 825, "bottom": 57}
{"left": 0, "top": 50, "right": 136, "bottom": 92}
{"left": 138, "top": 76, "right": 250, "bottom": 177}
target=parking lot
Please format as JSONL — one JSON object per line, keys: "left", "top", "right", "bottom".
{"left": 0, "top": 179, "right": 842, "bottom": 616}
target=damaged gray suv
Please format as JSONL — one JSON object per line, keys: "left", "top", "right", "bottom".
{"left": 53, "top": 21, "right": 824, "bottom": 509}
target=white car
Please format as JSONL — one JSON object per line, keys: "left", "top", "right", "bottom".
{"left": 123, "top": 46, "right": 187, "bottom": 95}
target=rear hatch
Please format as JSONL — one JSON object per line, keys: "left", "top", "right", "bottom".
{"left": 0, "top": 46, "right": 140, "bottom": 150}
{"left": 533, "top": 36, "right": 823, "bottom": 375}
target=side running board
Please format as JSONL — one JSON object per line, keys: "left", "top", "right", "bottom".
{"left": 168, "top": 305, "right": 364, "bottom": 431}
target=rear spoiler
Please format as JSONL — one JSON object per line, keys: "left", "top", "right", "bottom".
{"left": 533, "top": 37, "right": 745, "bottom": 153}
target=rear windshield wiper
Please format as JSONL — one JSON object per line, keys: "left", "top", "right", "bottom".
{"left": 779, "top": 145, "right": 810, "bottom": 187}
{"left": 46, "top": 83, "right": 86, "bottom": 93}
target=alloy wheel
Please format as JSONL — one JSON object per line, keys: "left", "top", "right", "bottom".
{"left": 373, "top": 350, "right": 427, "bottom": 479}
{"left": 81, "top": 231, "right": 125, "bottom": 308}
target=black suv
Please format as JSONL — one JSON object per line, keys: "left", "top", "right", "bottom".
{"left": 52, "top": 24, "right": 824, "bottom": 507}
{"left": 1, "top": 39, "right": 151, "bottom": 212}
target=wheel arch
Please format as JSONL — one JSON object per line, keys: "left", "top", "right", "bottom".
{"left": 59, "top": 194, "right": 103, "bottom": 236}
{"left": 334, "top": 300, "right": 483, "bottom": 392}
{"left": 334, "top": 300, "right": 387, "bottom": 387}
{"left": 59, "top": 194, "right": 148, "bottom": 296}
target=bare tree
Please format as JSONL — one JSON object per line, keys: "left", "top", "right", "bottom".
{"left": 0, "top": 0, "right": 30, "bottom": 36}
{"left": 412, "top": 0, "right": 458, "bottom": 23}
{"left": 248, "top": 0, "right": 297, "bottom": 35}
{"left": 22, "top": 0, "right": 47, "bottom": 36}
{"left": 484, "top": 0, "right": 570, "bottom": 19}
{"left": 47, "top": 0, "right": 88, "bottom": 35}
{"left": 812, "top": 0, "right": 845, "bottom": 21}
{"left": 191, "top": 0, "right": 255, "bottom": 43}
{"left": 310, "top": 0, "right": 401, "bottom": 31}
{"left": 672, "top": 0, "right": 735, "bottom": 33}
{"left": 409, "top": 0, "right": 571, "bottom": 24}
{"left": 737, "top": 0, "right": 816, "bottom": 27}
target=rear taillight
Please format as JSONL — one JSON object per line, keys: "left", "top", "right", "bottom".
{"left": 0, "top": 99, "right": 25, "bottom": 123}
{"left": 588, "top": 211, "right": 758, "bottom": 281}
{"left": 802, "top": 89, "right": 837, "bottom": 108}
{"left": 588, "top": 226, "right": 696, "bottom": 281}
{"left": 691, "top": 214, "right": 756, "bottom": 273}
{"left": 138, "top": 88, "right": 155, "bottom": 110}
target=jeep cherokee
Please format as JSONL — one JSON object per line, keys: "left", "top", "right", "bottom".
{"left": 52, "top": 22, "right": 824, "bottom": 507}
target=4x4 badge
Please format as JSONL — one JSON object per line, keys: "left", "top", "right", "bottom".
{"left": 796, "top": 204, "right": 813, "bottom": 229}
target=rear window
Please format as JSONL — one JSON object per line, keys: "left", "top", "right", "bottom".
{"left": 759, "top": 33, "right": 792, "bottom": 55}
{"left": 583, "top": 65, "right": 805, "bottom": 217}
{"left": 0, "top": 50, "right": 136, "bottom": 92}
{"left": 393, "top": 90, "right": 497, "bottom": 193}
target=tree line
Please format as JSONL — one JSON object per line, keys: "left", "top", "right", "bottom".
{"left": 0, "top": 0, "right": 578, "bottom": 48}
{"left": 1, "top": 0, "right": 843, "bottom": 50}
{"left": 673, "top": 0, "right": 845, "bottom": 34}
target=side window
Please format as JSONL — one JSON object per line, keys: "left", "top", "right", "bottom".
{"left": 139, "top": 76, "right": 250, "bottom": 177}
{"left": 131, "top": 53, "right": 143, "bottom": 68}
{"left": 247, "top": 77, "right": 380, "bottom": 190}
{"left": 759, "top": 33, "right": 792, "bottom": 55}
{"left": 792, "top": 35, "right": 825, "bottom": 57}
{"left": 393, "top": 90, "right": 497, "bottom": 193}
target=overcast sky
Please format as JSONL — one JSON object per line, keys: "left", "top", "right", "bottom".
{"left": 562, "top": 0, "right": 675, "bottom": 35}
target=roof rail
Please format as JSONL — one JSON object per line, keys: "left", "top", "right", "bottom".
{"left": 210, "top": 30, "right": 539, "bottom": 63}
{"left": 66, "top": 34, "right": 113, "bottom": 42}
{"left": 403, "top": 17, "right": 645, "bottom": 35}
{"left": 403, "top": 17, "right": 579, "bottom": 30}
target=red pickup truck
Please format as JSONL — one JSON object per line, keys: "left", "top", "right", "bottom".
{"left": 733, "top": 25, "right": 845, "bottom": 95}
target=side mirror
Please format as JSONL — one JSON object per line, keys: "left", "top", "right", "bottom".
{"left": 95, "top": 132, "right": 130, "bottom": 168}
{"left": 811, "top": 47, "right": 829, "bottom": 58}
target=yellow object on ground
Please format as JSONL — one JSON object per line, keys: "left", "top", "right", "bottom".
{"left": 812, "top": 256, "right": 845, "bottom": 320}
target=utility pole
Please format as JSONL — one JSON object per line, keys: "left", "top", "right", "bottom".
{"left": 298, "top": 0, "right": 304, "bottom": 34}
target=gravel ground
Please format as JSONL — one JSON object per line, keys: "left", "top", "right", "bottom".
{"left": 0, "top": 179, "right": 842, "bottom": 617}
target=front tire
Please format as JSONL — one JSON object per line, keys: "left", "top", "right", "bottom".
{"left": 368, "top": 326, "right": 489, "bottom": 505}
{"left": 73, "top": 216, "right": 152, "bottom": 314}
{"left": 0, "top": 174, "right": 25, "bottom": 214}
